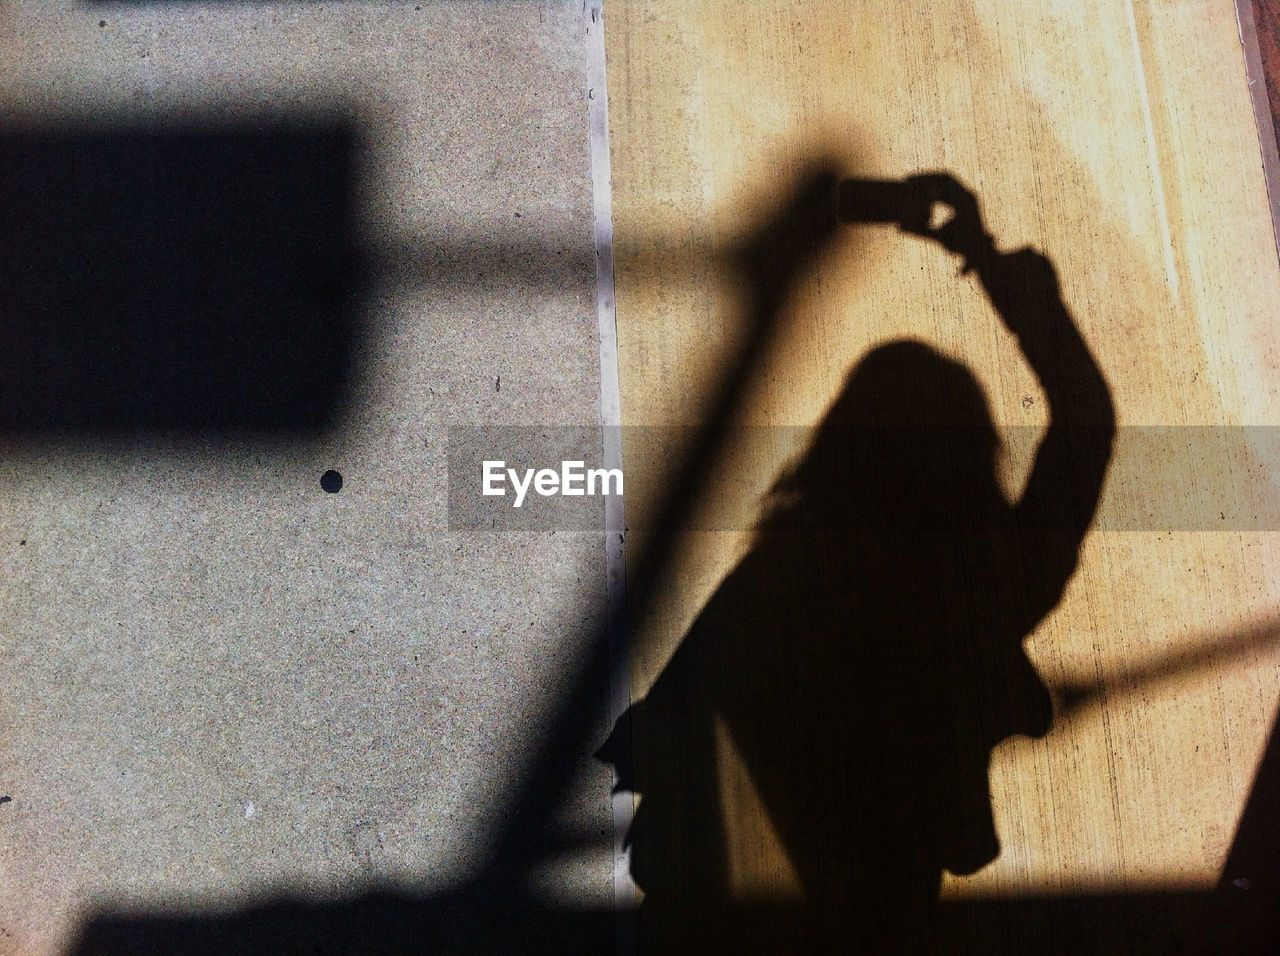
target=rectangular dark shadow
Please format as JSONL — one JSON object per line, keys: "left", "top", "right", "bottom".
{"left": 0, "top": 118, "right": 361, "bottom": 435}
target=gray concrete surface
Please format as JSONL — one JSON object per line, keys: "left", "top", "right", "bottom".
{"left": 0, "top": 2, "right": 614, "bottom": 952}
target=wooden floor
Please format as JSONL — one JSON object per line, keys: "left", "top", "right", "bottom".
{"left": 607, "top": 1, "right": 1280, "bottom": 949}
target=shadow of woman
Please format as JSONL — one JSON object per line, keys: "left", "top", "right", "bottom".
{"left": 604, "top": 174, "right": 1115, "bottom": 952}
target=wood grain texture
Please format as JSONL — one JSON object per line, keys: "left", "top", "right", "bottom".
{"left": 607, "top": 1, "right": 1280, "bottom": 949}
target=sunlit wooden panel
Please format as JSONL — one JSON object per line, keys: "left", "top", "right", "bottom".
{"left": 607, "top": 0, "right": 1280, "bottom": 945}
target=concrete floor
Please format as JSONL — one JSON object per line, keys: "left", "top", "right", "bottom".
{"left": 0, "top": 2, "right": 617, "bottom": 953}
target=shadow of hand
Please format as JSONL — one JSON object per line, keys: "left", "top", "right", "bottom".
{"left": 899, "top": 171, "right": 996, "bottom": 273}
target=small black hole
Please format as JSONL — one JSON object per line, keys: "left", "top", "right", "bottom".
{"left": 321, "top": 470, "right": 343, "bottom": 493}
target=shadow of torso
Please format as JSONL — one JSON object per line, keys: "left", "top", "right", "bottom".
{"left": 626, "top": 340, "right": 1099, "bottom": 952}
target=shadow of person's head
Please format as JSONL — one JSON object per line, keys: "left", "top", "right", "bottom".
{"left": 771, "top": 339, "right": 1002, "bottom": 531}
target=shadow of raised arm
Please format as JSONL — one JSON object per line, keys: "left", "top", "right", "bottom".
{"left": 897, "top": 171, "right": 1116, "bottom": 622}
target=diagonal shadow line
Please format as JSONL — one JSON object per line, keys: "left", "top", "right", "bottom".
{"left": 1052, "top": 615, "right": 1280, "bottom": 722}
{"left": 470, "top": 160, "right": 851, "bottom": 889}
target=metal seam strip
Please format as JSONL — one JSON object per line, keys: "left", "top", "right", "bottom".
{"left": 584, "top": 1, "right": 638, "bottom": 951}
